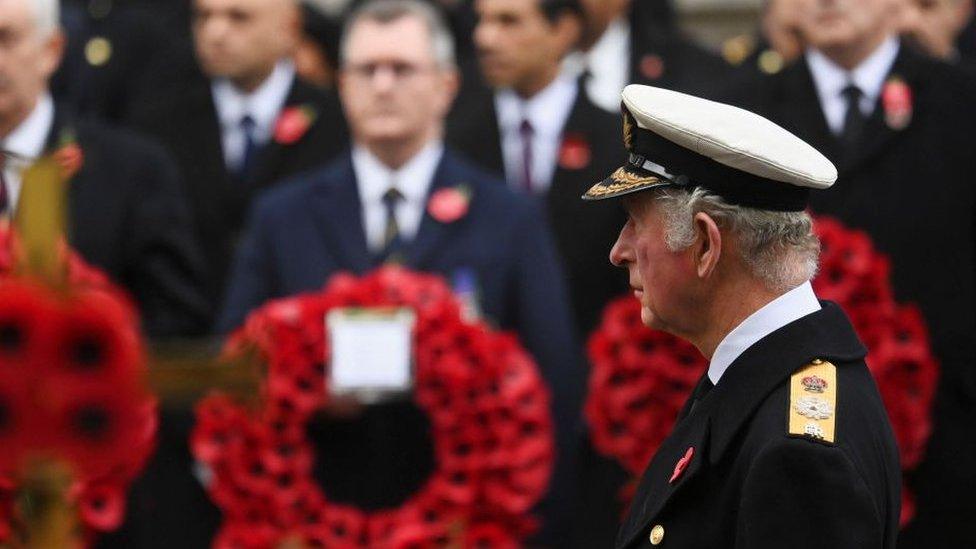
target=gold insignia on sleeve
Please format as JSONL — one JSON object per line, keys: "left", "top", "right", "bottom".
{"left": 789, "top": 360, "right": 837, "bottom": 443}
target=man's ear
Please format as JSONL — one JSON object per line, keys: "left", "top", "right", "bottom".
{"left": 692, "top": 211, "right": 722, "bottom": 279}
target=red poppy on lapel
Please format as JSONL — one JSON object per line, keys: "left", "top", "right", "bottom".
{"left": 427, "top": 185, "right": 470, "bottom": 224}
{"left": 882, "top": 76, "right": 912, "bottom": 131}
{"left": 640, "top": 54, "right": 665, "bottom": 80}
{"left": 558, "top": 132, "right": 591, "bottom": 170}
{"left": 53, "top": 139, "right": 84, "bottom": 180}
{"left": 669, "top": 446, "right": 694, "bottom": 483}
{"left": 273, "top": 105, "right": 317, "bottom": 145}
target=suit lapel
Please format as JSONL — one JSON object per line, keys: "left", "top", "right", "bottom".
{"left": 309, "top": 155, "right": 373, "bottom": 273}
{"left": 785, "top": 60, "right": 838, "bottom": 162}
{"left": 840, "top": 46, "right": 918, "bottom": 174}
{"left": 246, "top": 76, "right": 308, "bottom": 191}
{"left": 402, "top": 152, "right": 466, "bottom": 270}
{"left": 617, "top": 411, "right": 712, "bottom": 548}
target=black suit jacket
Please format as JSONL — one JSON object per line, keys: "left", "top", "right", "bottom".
{"left": 626, "top": 3, "right": 734, "bottom": 100}
{"left": 617, "top": 303, "right": 901, "bottom": 549}
{"left": 446, "top": 82, "right": 629, "bottom": 335}
{"left": 132, "top": 73, "right": 349, "bottom": 327}
{"left": 726, "top": 44, "right": 976, "bottom": 548}
{"left": 50, "top": 107, "right": 209, "bottom": 337}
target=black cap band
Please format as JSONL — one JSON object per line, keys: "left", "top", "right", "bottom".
{"left": 628, "top": 125, "right": 810, "bottom": 212}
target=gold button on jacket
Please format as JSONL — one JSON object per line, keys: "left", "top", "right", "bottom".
{"left": 649, "top": 524, "right": 664, "bottom": 545}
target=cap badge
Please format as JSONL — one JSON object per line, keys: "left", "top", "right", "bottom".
{"left": 793, "top": 395, "right": 833, "bottom": 420}
{"left": 801, "top": 375, "right": 827, "bottom": 393}
{"left": 669, "top": 446, "right": 694, "bottom": 483}
{"left": 622, "top": 110, "right": 634, "bottom": 150}
{"left": 803, "top": 422, "right": 826, "bottom": 439}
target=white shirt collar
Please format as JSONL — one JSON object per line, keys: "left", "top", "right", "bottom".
{"left": 568, "top": 15, "right": 630, "bottom": 113}
{"left": 211, "top": 59, "right": 296, "bottom": 143}
{"left": 495, "top": 73, "right": 578, "bottom": 141}
{"left": 351, "top": 141, "right": 444, "bottom": 251}
{"left": 708, "top": 281, "right": 822, "bottom": 385}
{"left": 4, "top": 93, "right": 54, "bottom": 161}
{"left": 494, "top": 74, "right": 578, "bottom": 190}
{"left": 806, "top": 37, "right": 900, "bottom": 133}
{"left": 2, "top": 93, "right": 55, "bottom": 213}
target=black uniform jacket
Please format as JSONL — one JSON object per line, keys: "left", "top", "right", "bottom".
{"left": 724, "top": 45, "right": 976, "bottom": 547}
{"left": 446, "top": 81, "right": 628, "bottom": 335}
{"left": 131, "top": 74, "right": 349, "bottom": 326}
{"left": 53, "top": 108, "right": 210, "bottom": 338}
{"left": 617, "top": 302, "right": 901, "bottom": 549}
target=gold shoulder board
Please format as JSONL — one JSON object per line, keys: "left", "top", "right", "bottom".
{"left": 788, "top": 359, "right": 837, "bottom": 443}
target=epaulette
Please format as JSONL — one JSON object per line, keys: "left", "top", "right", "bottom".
{"left": 788, "top": 359, "right": 836, "bottom": 443}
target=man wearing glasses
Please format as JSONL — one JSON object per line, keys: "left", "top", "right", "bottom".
{"left": 220, "top": 1, "right": 583, "bottom": 544}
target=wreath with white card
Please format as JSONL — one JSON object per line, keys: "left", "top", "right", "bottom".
{"left": 192, "top": 267, "right": 554, "bottom": 548}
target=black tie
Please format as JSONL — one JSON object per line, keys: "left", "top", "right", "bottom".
{"left": 376, "top": 186, "right": 405, "bottom": 264}
{"left": 236, "top": 114, "right": 258, "bottom": 183}
{"left": 840, "top": 84, "right": 867, "bottom": 148}
{"left": 682, "top": 374, "right": 715, "bottom": 421}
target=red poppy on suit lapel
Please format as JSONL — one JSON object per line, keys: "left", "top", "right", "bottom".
{"left": 274, "top": 105, "right": 318, "bottom": 145}
{"left": 53, "top": 131, "right": 84, "bottom": 180}
{"left": 640, "top": 54, "right": 665, "bottom": 80}
{"left": 882, "top": 76, "right": 912, "bottom": 131}
{"left": 558, "top": 132, "right": 592, "bottom": 171}
{"left": 427, "top": 185, "right": 470, "bottom": 223}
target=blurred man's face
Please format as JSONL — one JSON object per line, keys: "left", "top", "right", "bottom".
{"left": 0, "top": 0, "right": 63, "bottom": 133}
{"left": 899, "top": 0, "right": 974, "bottom": 58}
{"left": 474, "top": 0, "right": 580, "bottom": 94}
{"left": 798, "top": 0, "right": 895, "bottom": 52}
{"left": 578, "top": 0, "right": 629, "bottom": 44}
{"left": 192, "top": 0, "right": 298, "bottom": 90}
{"left": 338, "top": 16, "right": 457, "bottom": 152}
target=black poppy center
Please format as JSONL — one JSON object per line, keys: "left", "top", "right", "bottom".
{"left": 73, "top": 406, "right": 111, "bottom": 439}
{"left": 306, "top": 400, "right": 434, "bottom": 511}
{"left": 71, "top": 337, "right": 105, "bottom": 370}
{"left": 0, "top": 322, "right": 23, "bottom": 352}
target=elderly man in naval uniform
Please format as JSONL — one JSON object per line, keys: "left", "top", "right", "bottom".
{"left": 583, "top": 85, "right": 901, "bottom": 549}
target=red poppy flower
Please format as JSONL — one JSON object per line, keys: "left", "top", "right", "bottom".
{"left": 53, "top": 142, "right": 85, "bottom": 180}
{"left": 558, "top": 132, "right": 591, "bottom": 170}
{"left": 427, "top": 187, "right": 470, "bottom": 224}
{"left": 274, "top": 105, "right": 316, "bottom": 145}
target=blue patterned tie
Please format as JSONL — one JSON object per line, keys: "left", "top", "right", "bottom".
{"left": 376, "top": 186, "right": 405, "bottom": 264}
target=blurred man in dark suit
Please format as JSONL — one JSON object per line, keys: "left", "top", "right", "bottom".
{"left": 133, "top": 0, "right": 348, "bottom": 328}
{"left": 220, "top": 1, "right": 582, "bottom": 545}
{"left": 448, "top": 0, "right": 627, "bottom": 336}
{"left": 727, "top": 0, "right": 976, "bottom": 546}
{"left": 571, "top": 0, "right": 734, "bottom": 110}
{"left": 52, "top": 0, "right": 198, "bottom": 124}
{"left": 0, "top": 0, "right": 208, "bottom": 338}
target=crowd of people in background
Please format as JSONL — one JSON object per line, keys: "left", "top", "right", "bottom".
{"left": 1, "top": 0, "right": 974, "bottom": 547}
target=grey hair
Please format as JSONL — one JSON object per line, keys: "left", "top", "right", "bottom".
{"left": 29, "top": 0, "right": 60, "bottom": 38}
{"left": 340, "top": 0, "right": 456, "bottom": 68}
{"left": 655, "top": 187, "right": 820, "bottom": 292}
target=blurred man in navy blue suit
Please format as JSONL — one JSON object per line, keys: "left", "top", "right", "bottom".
{"left": 219, "top": 0, "right": 583, "bottom": 545}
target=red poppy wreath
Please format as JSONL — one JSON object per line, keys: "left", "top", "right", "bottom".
{"left": 0, "top": 223, "right": 157, "bottom": 544}
{"left": 585, "top": 216, "right": 938, "bottom": 526}
{"left": 192, "top": 267, "right": 554, "bottom": 548}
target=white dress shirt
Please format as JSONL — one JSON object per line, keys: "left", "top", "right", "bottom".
{"left": 806, "top": 37, "right": 900, "bottom": 135}
{"left": 564, "top": 16, "right": 631, "bottom": 113}
{"left": 352, "top": 141, "right": 444, "bottom": 252}
{"left": 2, "top": 93, "right": 55, "bottom": 212}
{"left": 707, "top": 281, "right": 822, "bottom": 385}
{"left": 212, "top": 60, "right": 296, "bottom": 172}
{"left": 494, "top": 74, "right": 578, "bottom": 193}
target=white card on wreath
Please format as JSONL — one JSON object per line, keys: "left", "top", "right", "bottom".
{"left": 326, "top": 307, "right": 416, "bottom": 401}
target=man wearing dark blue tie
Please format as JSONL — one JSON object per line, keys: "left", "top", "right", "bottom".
{"left": 219, "top": 1, "right": 582, "bottom": 545}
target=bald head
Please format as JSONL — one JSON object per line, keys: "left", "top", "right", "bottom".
{"left": 192, "top": 0, "right": 301, "bottom": 91}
